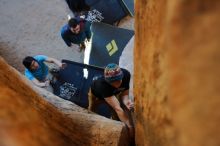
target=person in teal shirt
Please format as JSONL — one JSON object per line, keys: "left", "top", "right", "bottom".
{"left": 23, "top": 55, "right": 66, "bottom": 87}
{"left": 61, "top": 17, "right": 91, "bottom": 51}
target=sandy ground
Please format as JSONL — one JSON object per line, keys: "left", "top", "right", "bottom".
{"left": 0, "top": 0, "right": 133, "bottom": 73}
{"left": 0, "top": 0, "right": 79, "bottom": 72}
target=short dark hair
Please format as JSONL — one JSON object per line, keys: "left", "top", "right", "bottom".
{"left": 68, "top": 18, "right": 80, "bottom": 28}
{"left": 22, "top": 56, "right": 35, "bottom": 70}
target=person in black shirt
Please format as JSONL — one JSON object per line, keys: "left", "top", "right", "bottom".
{"left": 88, "top": 63, "right": 134, "bottom": 136}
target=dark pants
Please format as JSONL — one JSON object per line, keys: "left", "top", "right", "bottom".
{"left": 88, "top": 89, "right": 123, "bottom": 120}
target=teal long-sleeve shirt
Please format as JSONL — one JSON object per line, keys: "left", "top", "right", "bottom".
{"left": 61, "top": 21, "right": 91, "bottom": 46}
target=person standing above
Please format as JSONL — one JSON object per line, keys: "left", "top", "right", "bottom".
{"left": 22, "top": 55, "right": 66, "bottom": 87}
{"left": 88, "top": 63, "right": 134, "bottom": 137}
{"left": 61, "top": 17, "right": 91, "bottom": 51}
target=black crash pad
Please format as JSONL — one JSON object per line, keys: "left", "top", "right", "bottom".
{"left": 85, "top": 0, "right": 128, "bottom": 24}
{"left": 52, "top": 60, "right": 112, "bottom": 118}
{"left": 65, "top": 0, "right": 90, "bottom": 13}
{"left": 88, "top": 22, "right": 134, "bottom": 67}
{"left": 66, "top": 0, "right": 134, "bottom": 24}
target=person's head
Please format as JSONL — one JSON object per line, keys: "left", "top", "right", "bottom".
{"left": 68, "top": 18, "right": 80, "bottom": 34}
{"left": 22, "top": 56, "right": 39, "bottom": 71}
{"left": 104, "top": 63, "right": 123, "bottom": 88}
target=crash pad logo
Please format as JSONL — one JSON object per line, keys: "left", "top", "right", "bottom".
{"left": 59, "top": 82, "right": 77, "bottom": 100}
{"left": 106, "top": 40, "right": 118, "bottom": 56}
{"left": 86, "top": 9, "right": 104, "bottom": 23}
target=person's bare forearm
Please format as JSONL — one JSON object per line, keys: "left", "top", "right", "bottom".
{"left": 32, "top": 79, "right": 49, "bottom": 87}
{"left": 48, "top": 58, "right": 62, "bottom": 67}
{"left": 105, "top": 96, "right": 132, "bottom": 127}
{"left": 121, "top": 90, "right": 129, "bottom": 103}
{"left": 122, "top": 94, "right": 129, "bottom": 103}
{"left": 116, "top": 108, "right": 132, "bottom": 127}
{"left": 121, "top": 94, "right": 134, "bottom": 110}
{"left": 47, "top": 57, "right": 67, "bottom": 69}
{"left": 35, "top": 82, "right": 47, "bottom": 87}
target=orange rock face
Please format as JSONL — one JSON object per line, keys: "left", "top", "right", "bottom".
{"left": 0, "top": 59, "right": 73, "bottom": 146}
{"left": 135, "top": 0, "right": 220, "bottom": 146}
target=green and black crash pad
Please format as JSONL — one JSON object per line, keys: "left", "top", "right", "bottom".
{"left": 88, "top": 22, "right": 134, "bottom": 67}
{"left": 52, "top": 60, "right": 112, "bottom": 118}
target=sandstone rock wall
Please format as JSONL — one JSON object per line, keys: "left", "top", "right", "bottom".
{"left": 134, "top": 0, "right": 220, "bottom": 146}
{"left": 0, "top": 58, "right": 74, "bottom": 146}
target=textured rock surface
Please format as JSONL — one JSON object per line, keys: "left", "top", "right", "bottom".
{"left": 0, "top": 57, "right": 129, "bottom": 146}
{"left": 134, "top": 0, "right": 220, "bottom": 146}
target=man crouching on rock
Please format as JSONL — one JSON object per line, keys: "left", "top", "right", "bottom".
{"left": 88, "top": 63, "right": 134, "bottom": 138}
{"left": 22, "top": 55, "right": 66, "bottom": 88}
